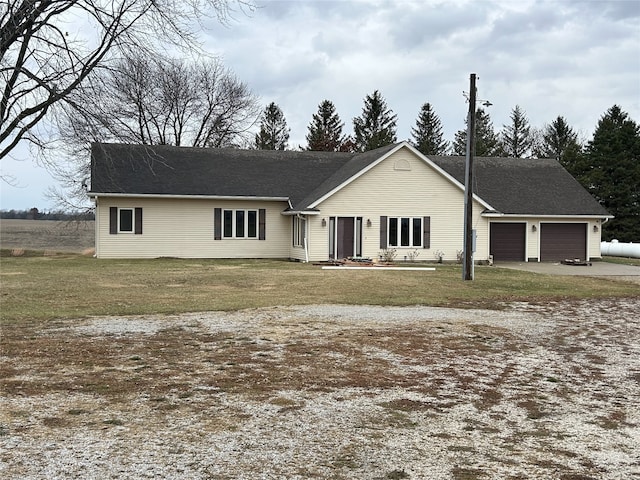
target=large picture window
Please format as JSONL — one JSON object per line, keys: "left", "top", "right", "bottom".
{"left": 223, "top": 209, "right": 258, "bottom": 238}
{"left": 388, "top": 217, "right": 423, "bottom": 247}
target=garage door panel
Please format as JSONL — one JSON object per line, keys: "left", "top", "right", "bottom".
{"left": 490, "top": 223, "right": 526, "bottom": 261}
{"left": 540, "top": 223, "right": 586, "bottom": 262}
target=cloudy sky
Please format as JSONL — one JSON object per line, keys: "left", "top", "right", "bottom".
{"left": 1, "top": 0, "right": 639, "bottom": 210}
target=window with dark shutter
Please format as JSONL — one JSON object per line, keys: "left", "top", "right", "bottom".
{"left": 423, "top": 216, "right": 431, "bottom": 249}
{"left": 214, "top": 208, "right": 222, "bottom": 240}
{"left": 109, "top": 207, "right": 118, "bottom": 234}
{"left": 379, "top": 216, "right": 387, "bottom": 249}
{"left": 134, "top": 208, "right": 143, "bottom": 235}
{"left": 248, "top": 211, "right": 257, "bottom": 238}
{"left": 258, "top": 209, "right": 266, "bottom": 240}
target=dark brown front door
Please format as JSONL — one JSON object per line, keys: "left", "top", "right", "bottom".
{"left": 337, "top": 217, "right": 355, "bottom": 258}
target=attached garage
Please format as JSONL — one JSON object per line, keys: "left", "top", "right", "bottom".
{"left": 490, "top": 223, "right": 526, "bottom": 262}
{"left": 540, "top": 223, "right": 587, "bottom": 262}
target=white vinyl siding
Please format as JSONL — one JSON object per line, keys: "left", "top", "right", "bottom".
{"left": 308, "top": 149, "right": 488, "bottom": 262}
{"left": 96, "top": 198, "right": 290, "bottom": 259}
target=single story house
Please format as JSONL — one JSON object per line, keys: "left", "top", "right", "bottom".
{"left": 89, "top": 141, "right": 611, "bottom": 262}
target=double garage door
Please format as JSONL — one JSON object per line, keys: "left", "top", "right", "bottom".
{"left": 490, "top": 223, "right": 587, "bottom": 262}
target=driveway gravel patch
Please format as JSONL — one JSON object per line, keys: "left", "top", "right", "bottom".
{"left": 1, "top": 299, "right": 639, "bottom": 479}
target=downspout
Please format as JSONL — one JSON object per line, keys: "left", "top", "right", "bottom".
{"left": 93, "top": 196, "right": 99, "bottom": 258}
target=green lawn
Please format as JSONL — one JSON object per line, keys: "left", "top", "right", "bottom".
{"left": 1, "top": 253, "right": 637, "bottom": 323}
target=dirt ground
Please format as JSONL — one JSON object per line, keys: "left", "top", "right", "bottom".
{"left": 1, "top": 299, "right": 639, "bottom": 479}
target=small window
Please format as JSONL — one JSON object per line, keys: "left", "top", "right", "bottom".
{"left": 236, "top": 210, "right": 245, "bottom": 237}
{"left": 388, "top": 218, "right": 398, "bottom": 246}
{"left": 412, "top": 218, "right": 422, "bottom": 246}
{"left": 400, "top": 218, "right": 410, "bottom": 246}
{"left": 119, "top": 209, "right": 134, "bottom": 233}
{"left": 223, "top": 210, "right": 233, "bottom": 237}
{"left": 247, "top": 211, "right": 257, "bottom": 238}
{"left": 293, "top": 216, "right": 306, "bottom": 247}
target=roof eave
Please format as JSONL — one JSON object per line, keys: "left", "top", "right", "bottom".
{"left": 89, "top": 192, "right": 290, "bottom": 202}
{"left": 482, "top": 212, "right": 614, "bottom": 219}
{"left": 281, "top": 210, "right": 321, "bottom": 216}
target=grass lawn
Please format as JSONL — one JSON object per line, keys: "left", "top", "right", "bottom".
{"left": 1, "top": 252, "right": 637, "bottom": 323}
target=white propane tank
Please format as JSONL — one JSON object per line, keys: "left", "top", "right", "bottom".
{"left": 600, "top": 240, "right": 640, "bottom": 258}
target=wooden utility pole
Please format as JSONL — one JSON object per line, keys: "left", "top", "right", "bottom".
{"left": 462, "top": 73, "right": 477, "bottom": 281}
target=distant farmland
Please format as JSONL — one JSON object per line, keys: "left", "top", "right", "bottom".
{"left": 0, "top": 219, "right": 94, "bottom": 253}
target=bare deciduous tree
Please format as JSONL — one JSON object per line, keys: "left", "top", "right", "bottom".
{"left": 0, "top": 0, "right": 253, "bottom": 160}
{"left": 49, "top": 52, "right": 259, "bottom": 208}
{"left": 58, "top": 53, "right": 259, "bottom": 149}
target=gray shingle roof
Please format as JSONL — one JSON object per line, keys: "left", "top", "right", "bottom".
{"left": 90, "top": 143, "right": 610, "bottom": 217}
{"left": 429, "top": 155, "right": 610, "bottom": 216}
{"left": 90, "top": 143, "right": 354, "bottom": 207}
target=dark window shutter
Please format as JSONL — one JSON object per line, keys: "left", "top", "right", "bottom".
{"left": 259, "top": 209, "right": 266, "bottom": 240}
{"left": 423, "top": 216, "right": 431, "bottom": 249}
{"left": 134, "top": 208, "right": 143, "bottom": 235}
{"left": 109, "top": 207, "right": 118, "bottom": 234}
{"left": 380, "top": 216, "right": 387, "bottom": 249}
{"left": 214, "top": 208, "right": 222, "bottom": 240}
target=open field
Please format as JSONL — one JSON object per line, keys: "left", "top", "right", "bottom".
{"left": 0, "top": 219, "right": 94, "bottom": 253}
{"left": 1, "top": 221, "right": 639, "bottom": 479}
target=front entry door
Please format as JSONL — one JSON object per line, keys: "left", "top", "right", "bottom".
{"left": 329, "top": 216, "right": 362, "bottom": 259}
{"left": 337, "top": 217, "right": 355, "bottom": 258}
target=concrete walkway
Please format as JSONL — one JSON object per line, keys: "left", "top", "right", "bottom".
{"left": 496, "top": 260, "right": 640, "bottom": 281}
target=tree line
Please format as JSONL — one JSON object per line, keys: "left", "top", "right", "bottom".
{"left": 254, "top": 96, "right": 639, "bottom": 243}
{"left": 0, "top": 209, "right": 95, "bottom": 220}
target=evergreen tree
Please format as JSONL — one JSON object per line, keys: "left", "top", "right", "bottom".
{"left": 453, "top": 108, "right": 501, "bottom": 156}
{"left": 305, "top": 100, "right": 345, "bottom": 151}
{"left": 501, "top": 105, "right": 533, "bottom": 157}
{"left": 255, "top": 102, "right": 290, "bottom": 150}
{"left": 338, "top": 135, "right": 358, "bottom": 153}
{"left": 581, "top": 105, "right": 640, "bottom": 242}
{"left": 352, "top": 90, "right": 398, "bottom": 151}
{"left": 411, "top": 103, "right": 449, "bottom": 155}
{"left": 534, "top": 116, "right": 583, "bottom": 172}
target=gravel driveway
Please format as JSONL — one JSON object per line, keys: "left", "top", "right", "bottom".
{"left": 1, "top": 299, "right": 639, "bottom": 479}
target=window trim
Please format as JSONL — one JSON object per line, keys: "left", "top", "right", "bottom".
{"left": 110, "top": 206, "right": 142, "bottom": 235}
{"left": 118, "top": 208, "right": 134, "bottom": 233}
{"left": 387, "top": 216, "right": 423, "bottom": 248}
{"left": 222, "top": 208, "right": 259, "bottom": 239}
